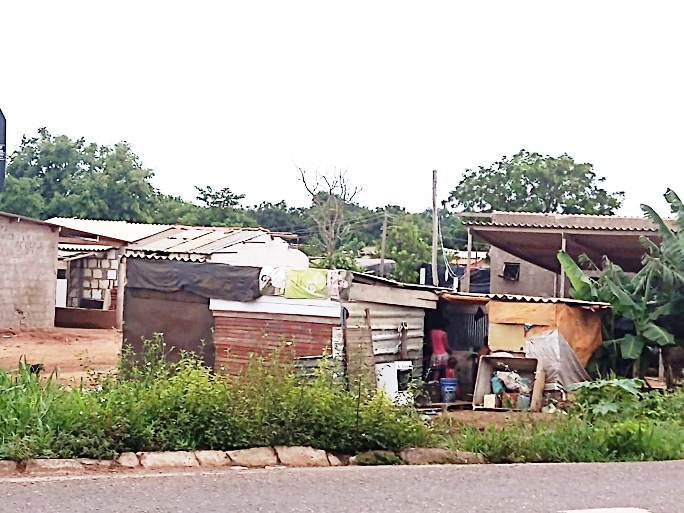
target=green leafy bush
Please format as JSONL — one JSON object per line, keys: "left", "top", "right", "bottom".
{"left": 0, "top": 337, "right": 429, "bottom": 460}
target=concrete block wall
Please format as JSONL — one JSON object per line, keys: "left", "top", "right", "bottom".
{"left": 67, "top": 250, "right": 119, "bottom": 308}
{"left": 0, "top": 216, "right": 59, "bottom": 328}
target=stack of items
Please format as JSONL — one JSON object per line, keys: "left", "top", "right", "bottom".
{"left": 484, "top": 362, "right": 533, "bottom": 410}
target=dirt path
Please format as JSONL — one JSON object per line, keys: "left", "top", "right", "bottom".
{"left": 440, "top": 410, "right": 555, "bottom": 430}
{"left": 0, "top": 327, "right": 121, "bottom": 383}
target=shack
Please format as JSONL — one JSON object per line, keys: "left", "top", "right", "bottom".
{"left": 342, "top": 273, "right": 439, "bottom": 382}
{"left": 434, "top": 292, "right": 610, "bottom": 399}
{"left": 209, "top": 271, "right": 440, "bottom": 380}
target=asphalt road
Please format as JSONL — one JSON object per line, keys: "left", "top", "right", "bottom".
{"left": 0, "top": 461, "right": 679, "bottom": 513}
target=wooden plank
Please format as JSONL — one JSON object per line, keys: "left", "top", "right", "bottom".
{"left": 488, "top": 323, "right": 526, "bottom": 352}
{"left": 530, "top": 364, "right": 545, "bottom": 413}
{"left": 347, "top": 284, "right": 437, "bottom": 309}
{"left": 345, "top": 326, "right": 376, "bottom": 390}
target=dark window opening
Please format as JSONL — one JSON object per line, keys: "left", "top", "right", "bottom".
{"left": 57, "top": 269, "right": 67, "bottom": 279}
{"left": 502, "top": 262, "right": 520, "bottom": 281}
{"left": 397, "top": 368, "right": 412, "bottom": 392}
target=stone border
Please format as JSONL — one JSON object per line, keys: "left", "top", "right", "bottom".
{"left": 0, "top": 447, "right": 484, "bottom": 477}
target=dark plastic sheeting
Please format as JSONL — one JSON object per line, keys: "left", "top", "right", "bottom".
{"left": 126, "top": 257, "right": 261, "bottom": 302}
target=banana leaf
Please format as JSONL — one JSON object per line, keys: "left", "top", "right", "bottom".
{"left": 617, "top": 334, "right": 645, "bottom": 360}
{"left": 557, "top": 251, "right": 596, "bottom": 300}
{"left": 641, "top": 322, "right": 675, "bottom": 346}
{"left": 605, "top": 279, "right": 638, "bottom": 314}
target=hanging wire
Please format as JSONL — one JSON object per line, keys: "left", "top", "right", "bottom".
{"left": 437, "top": 212, "right": 460, "bottom": 280}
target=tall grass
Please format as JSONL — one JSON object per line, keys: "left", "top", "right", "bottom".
{"left": 0, "top": 338, "right": 430, "bottom": 460}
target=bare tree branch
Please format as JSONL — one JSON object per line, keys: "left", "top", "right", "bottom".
{"left": 296, "top": 166, "right": 361, "bottom": 256}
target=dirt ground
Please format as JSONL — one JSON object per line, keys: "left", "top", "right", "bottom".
{"left": 0, "top": 327, "right": 122, "bottom": 383}
{"left": 441, "top": 410, "right": 556, "bottom": 430}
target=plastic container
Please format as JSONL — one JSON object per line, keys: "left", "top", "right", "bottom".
{"left": 439, "top": 378, "right": 459, "bottom": 403}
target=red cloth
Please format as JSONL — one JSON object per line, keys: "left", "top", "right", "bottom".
{"left": 444, "top": 367, "right": 456, "bottom": 379}
{"left": 430, "top": 329, "right": 448, "bottom": 355}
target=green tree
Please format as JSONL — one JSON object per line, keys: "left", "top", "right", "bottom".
{"left": 386, "top": 217, "right": 431, "bottom": 283}
{"left": 449, "top": 150, "right": 624, "bottom": 214}
{"left": 0, "top": 129, "right": 158, "bottom": 221}
{"left": 254, "top": 201, "right": 309, "bottom": 234}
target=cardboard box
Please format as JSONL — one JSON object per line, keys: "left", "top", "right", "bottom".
{"left": 483, "top": 394, "right": 498, "bottom": 409}
{"left": 473, "top": 356, "right": 545, "bottom": 412}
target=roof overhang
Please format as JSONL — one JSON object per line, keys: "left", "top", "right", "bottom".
{"left": 469, "top": 223, "right": 660, "bottom": 273}
{"left": 440, "top": 291, "right": 611, "bottom": 311}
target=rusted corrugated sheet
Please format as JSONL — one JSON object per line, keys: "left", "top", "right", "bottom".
{"left": 213, "top": 313, "right": 336, "bottom": 375}
{"left": 343, "top": 301, "right": 425, "bottom": 378}
{"left": 441, "top": 291, "right": 610, "bottom": 309}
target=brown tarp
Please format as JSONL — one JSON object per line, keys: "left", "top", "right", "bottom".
{"left": 126, "top": 257, "right": 261, "bottom": 302}
{"left": 486, "top": 301, "right": 602, "bottom": 366}
{"left": 124, "top": 288, "right": 215, "bottom": 367}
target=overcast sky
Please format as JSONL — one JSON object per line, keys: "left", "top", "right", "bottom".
{"left": 2, "top": 1, "right": 683, "bottom": 215}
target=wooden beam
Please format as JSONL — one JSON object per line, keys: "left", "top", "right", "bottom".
{"left": 348, "top": 283, "right": 438, "bottom": 309}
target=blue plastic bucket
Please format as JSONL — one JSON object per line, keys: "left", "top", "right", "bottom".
{"left": 439, "top": 378, "right": 458, "bottom": 403}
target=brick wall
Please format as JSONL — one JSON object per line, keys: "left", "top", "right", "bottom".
{"left": 67, "top": 250, "right": 119, "bottom": 309}
{"left": 0, "top": 215, "right": 58, "bottom": 328}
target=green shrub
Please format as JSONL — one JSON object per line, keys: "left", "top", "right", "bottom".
{"left": 0, "top": 337, "right": 430, "bottom": 460}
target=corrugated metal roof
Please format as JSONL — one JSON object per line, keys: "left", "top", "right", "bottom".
{"left": 128, "top": 229, "right": 269, "bottom": 256}
{"left": 46, "top": 218, "right": 173, "bottom": 243}
{"left": 465, "top": 220, "right": 661, "bottom": 232}
{"left": 440, "top": 291, "right": 611, "bottom": 309}
{"left": 351, "top": 272, "right": 446, "bottom": 291}
{"left": 463, "top": 211, "right": 674, "bottom": 232}
{"left": 58, "top": 243, "right": 113, "bottom": 252}
{"left": 190, "top": 231, "right": 265, "bottom": 253}
{"left": 125, "top": 252, "right": 208, "bottom": 262}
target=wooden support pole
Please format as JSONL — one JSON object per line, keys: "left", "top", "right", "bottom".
{"left": 559, "top": 233, "right": 567, "bottom": 298}
{"left": 464, "top": 227, "right": 473, "bottom": 292}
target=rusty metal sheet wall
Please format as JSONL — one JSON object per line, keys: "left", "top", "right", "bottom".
{"left": 343, "top": 301, "right": 425, "bottom": 378}
{"left": 213, "top": 314, "right": 335, "bottom": 375}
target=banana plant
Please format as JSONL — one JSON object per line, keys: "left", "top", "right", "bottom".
{"left": 558, "top": 188, "right": 684, "bottom": 377}
{"left": 558, "top": 250, "right": 674, "bottom": 376}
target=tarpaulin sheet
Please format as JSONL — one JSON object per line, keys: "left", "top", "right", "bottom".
{"left": 126, "top": 257, "right": 261, "bottom": 302}
{"left": 525, "top": 329, "right": 590, "bottom": 387}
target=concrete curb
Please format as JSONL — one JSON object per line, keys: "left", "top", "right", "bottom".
{"left": 0, "top": 447, "right": 485, "bottom": 477}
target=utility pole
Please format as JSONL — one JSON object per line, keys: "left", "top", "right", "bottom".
{"left": 464, "top": 227, "right": 472, "bottom": 292}
{"left": 431, "top": 170, "right": 439, "bottom": 286}
{"left": 379, "top": 209, "right": 388, "bottom": 278}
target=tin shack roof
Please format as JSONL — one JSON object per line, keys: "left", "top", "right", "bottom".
{"left": 464, "top": 211, "right": 673, "bottom": 273}
{"left": 440, "top": 291, "right": 611, "bottom": 310}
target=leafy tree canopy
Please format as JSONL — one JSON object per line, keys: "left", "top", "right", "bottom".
{"left": 449, "top": 150, "right": 624, "bottom": 215}
{"left": 1, "top": 128, "right": 158, "bottom": 221}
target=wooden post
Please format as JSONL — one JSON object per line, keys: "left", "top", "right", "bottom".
{"left": 464, "top": 227, "right": 473, "bottom": 292}
{"left": 431, "top": 170, "right": 439, "bottom": 286}
{"left": 559, "top": 233, "right": 567, "bottom": 298}
{"left": 379, "top": 210, "right": 388, "bottom": 278}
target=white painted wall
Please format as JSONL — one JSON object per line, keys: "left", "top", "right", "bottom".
{"left": 208, "top": 234, "right": 309, "bottom": 268}
{"left": 55, "top": 279, "right": 67, "bottom": 307}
